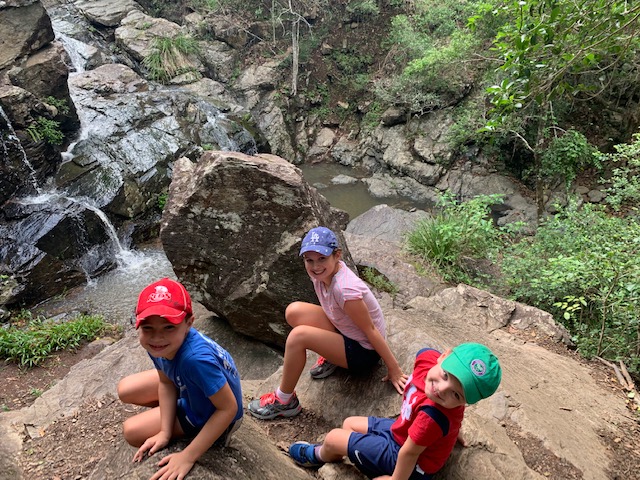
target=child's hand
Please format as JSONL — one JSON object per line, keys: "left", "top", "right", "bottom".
{"left": 132, "top": 432, "right": 171, "bottom": 463}
{"left": 382, "top": 367, "right": 409, "bottom": 395}
{"left": 373, "top": 476, "right": 392, "bottom": 480}
{"left": 457, "top": 430, "right": 467, "bottom": 447}
{"left": 150, "top": 451, "right": 196, "bottom": 480}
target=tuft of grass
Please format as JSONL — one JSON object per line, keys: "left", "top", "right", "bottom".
{"left": 361, "top": 266, "right": 399, "bottom": 297}
{"left": 143, "top": 34, "right": 201, "bottom": 84}
{"left": 0, "top": 314, "right": 120, "bottom": 368}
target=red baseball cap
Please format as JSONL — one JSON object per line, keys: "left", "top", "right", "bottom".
{"left": 135, "top": 278, "right": 193, "bottom": 328}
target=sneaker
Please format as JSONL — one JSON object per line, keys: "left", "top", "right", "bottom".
{"left": 309, "top": 356, "right": 338, "bottom": 379}
{"left": 247, "top": 391, "right": 302, "bottom": 420}
{"left": 215, "top": 418, "right": 243, "bottom": 447}
{"left": 289, "top": 441, "right": 324, "bottom": 468}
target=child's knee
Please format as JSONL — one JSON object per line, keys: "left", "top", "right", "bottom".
{"left": 285, "top": 301, "right": 304, "bottom": 326}
{"left": 121, "top": 418, "right": 141, "bottom": 447}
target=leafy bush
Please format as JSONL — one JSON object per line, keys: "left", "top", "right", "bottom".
{"left": 0, "top": 314, "right": 119, "bottom": 367}
{"left": 502, "top": 200, "right": 640, "bottom": 373}
{"left": 346, "top": 0, "right": 380, "bottom": 19}
{"left": 26, "top": 117, "right": 64, "bottom": 145}
{"left": 405, "top": 192, "right": 508, "bottom": 283}
{"left": 538, "top": 130, "right": 598, "bottom": 188}
{"left": 598, "top": 132, "right": 640, "bottom": 211}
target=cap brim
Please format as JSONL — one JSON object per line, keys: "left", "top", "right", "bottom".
{"left": 299, "top": 245, "right": 334, "bottom": 256}
{"left": 135, "top": 305, "right": 187, "bottom": 328}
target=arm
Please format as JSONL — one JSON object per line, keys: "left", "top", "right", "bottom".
{"left": 133, "top": 371, "right": 177, "bottom": 461}
{"left": 150, "top": 383, "right": 238, "bottom": 480}
{"left": 374, "top": 436, "right": 426, "bottom": 480}
{"left": 343, "top": 299, "right": 408, "bottom": 394}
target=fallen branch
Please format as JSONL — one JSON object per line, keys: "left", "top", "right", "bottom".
{"left": 619, "top": 361, "right": 636, "bottom": 391}
{"left": 596, "top": 356, "right": 627, "bottom": 388}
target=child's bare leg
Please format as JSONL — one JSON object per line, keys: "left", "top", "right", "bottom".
{"left": 342, "top": 415, "right": 369, "bottom": 433}
{"left": 122, "top": 406, "right": 184, "bottom": 447}
{"left": 318, "top": 416, "right": 369, "bottom": 462}
{"left": 280, "top": 327, "right": 347, "bottom": 393}
{"left": 118, "top": 369, "right": 160, "bottom": 407}
{"left": 285, "top": 302, "right": 335, "bottom": 330}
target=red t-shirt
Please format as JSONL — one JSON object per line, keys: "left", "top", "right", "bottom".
{"left": 391, "top": 349, "right": 465, "bottom": 474}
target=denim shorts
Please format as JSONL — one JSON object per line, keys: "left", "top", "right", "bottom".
{"left": 343, "top": 334, "right": 381, "bottom": 374}
{"left": 347, "top": 417, "right": 432, "bottom": 480}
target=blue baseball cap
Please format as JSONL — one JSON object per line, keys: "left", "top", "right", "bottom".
{"left": 299, "top": 226, "right": 339, "bottom": 256}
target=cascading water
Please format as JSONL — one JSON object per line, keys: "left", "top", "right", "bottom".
{"left": 0, "top": 105, "right": 41, "bottom": 193}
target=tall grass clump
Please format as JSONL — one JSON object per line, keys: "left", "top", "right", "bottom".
{"left": 502, "top": 199, "right": 640, "bottom": 374}
{"left": 405, "top": 192, "right": 509, "bottom": 284}
{"left": 0, "top": 313, "right": 119, "bottom": 367}
{"left": 143, "top": 34, "right": 201, "bottom": 84}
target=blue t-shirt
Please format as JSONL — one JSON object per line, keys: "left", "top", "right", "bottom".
{"left": 151, "top": 328, "right": 243, "bottom": 429}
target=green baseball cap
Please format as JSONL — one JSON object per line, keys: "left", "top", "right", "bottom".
{"left": 441, "top": 343, "right": 502, "bottom": 405}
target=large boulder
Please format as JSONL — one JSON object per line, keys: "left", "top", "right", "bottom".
{"left": 0, "top": 0, "right": 54, "bottom": 70}
{"left": 160, "top": 151, "right": 352, "bottom": 347}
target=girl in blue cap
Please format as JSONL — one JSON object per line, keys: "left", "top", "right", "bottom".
{"left": 248, "top": 226, "right": 407, "bottom": 420}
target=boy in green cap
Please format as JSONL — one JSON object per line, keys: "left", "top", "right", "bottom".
{"left": 288, "top": 343, "right": 502, "bottom": 479}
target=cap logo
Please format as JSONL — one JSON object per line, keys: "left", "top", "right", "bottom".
{"left": 148, "top": 286, "right": 171, "bottom": 303}
{"left": 470, "top": 359, "right": 487, "bottom": 377}
{"left": 309, "top": 231, "right": 320, "bottom": 244}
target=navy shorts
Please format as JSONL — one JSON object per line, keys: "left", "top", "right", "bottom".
{"left": 176, "top": 398, "right": 239, "bottom": 445}
{"left": 343, "top": 334, "right": 381, "bottom": 374}
{"left": 347, "top": 417, "right": 432, "bottom": 480}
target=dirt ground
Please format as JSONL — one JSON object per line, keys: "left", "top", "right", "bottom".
{"left": 3, "top": 329, "right": 639, "bottom": 480}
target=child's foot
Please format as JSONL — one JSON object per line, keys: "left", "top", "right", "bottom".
{"left": 247, "top": 391, "right": 302, "bottom": 420}
{"left": 289, "top": 441, "right": 324, "bottom": 468}
{"left": 309, "top": 356, "right": 338, "bottom": 379}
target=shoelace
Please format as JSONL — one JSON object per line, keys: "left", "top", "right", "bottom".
{"left": 259, "top": 391, "right": 277, "bottom": 406}
{"left": 315, "top": 356, "right": 327, "bottom": 366}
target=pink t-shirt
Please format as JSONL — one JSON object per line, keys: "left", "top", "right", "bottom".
{"left": 311, "top": 261, "right": 386, "bottom": 350}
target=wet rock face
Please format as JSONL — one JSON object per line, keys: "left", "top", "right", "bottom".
{"left": 0, "top": 194, "right": 119, "bottom": 305}
{"left": 161, "top": 151, "right": 352, "bottom": 347}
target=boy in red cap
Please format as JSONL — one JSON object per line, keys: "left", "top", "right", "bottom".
{"left": 288, "top": 343, "right": 502, "bottom": 479}
{"left": 118, "top": 278, "right": 243, "bottom": 480}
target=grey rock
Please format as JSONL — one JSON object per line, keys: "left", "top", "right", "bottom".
{"left": 160, "top": 151, "right": 353, "bottom": 347}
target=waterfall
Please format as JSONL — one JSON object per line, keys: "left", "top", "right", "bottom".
{"left": 17, "top": 191, "right": 142, "bottom": 270}
{"left": 0, "top": 105, "right": 41, "bottom": 193}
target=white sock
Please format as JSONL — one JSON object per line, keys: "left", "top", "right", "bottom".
{"left": 275, "top": 387, "right": 293, "bottom": 404}
{"left": 314, "top": 445, "right": 324, "bottom": 462}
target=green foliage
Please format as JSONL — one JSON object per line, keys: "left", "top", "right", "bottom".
{"left": 0, "top": 314, "right": 118, "bottom": 368}
{"left": 45, "top": 96, "right": 70, "bottom": 115}
{"left": 376, "top": 30, "right": 480, "bottom": 114}
{"left": 331, "top": 50, "right": 372, "bottom": 76}
{"left": 538, "top": 129, "right": 598, "bottom": 188}
{"left": 362, "top": 101, "right": 385, "bottom": 131}
{"left": 405, "top": 192, "right": 507, "bottom": 283}
{"left": 143, "top": 34, "right": 201, "bottom": 83}
{"left": 480, "top": 0, "right": 640, "bottom": 132}
{"left": 157, "top": 192, "right": 168, "bottom": 210}
{"left": 361, "top": 267, "right": 399, "bottom": 297}
{"left": 26, "top": 117, "right": 64, "bottom": 145}
{"left": 346, "top": 0, "right": 380, "bottom": 19}
{"left": 598, "top": 132, "right": 640, "bottom": 211}
{"left": 502, "top": 200, "right": 640, "bottom": 373}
